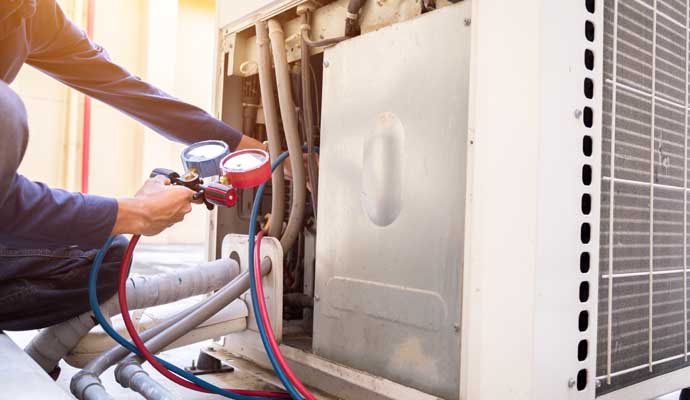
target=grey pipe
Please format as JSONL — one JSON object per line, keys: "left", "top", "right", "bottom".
{"left": 268, "top": 19, "right": 307, "bottom": 252}
{"left": 255, "top": 21, "right": 286, "bottom": 238}
{"left": 26, "top": 259, "right": 238, "bottom": 373}
{"left": 302, "top": 33, "right": 348, "bottom": 48}
{"left": 81, "top": 380, "right": 115, "bottom": 400}
{"left": 71, "top": 302, "right": 203, "bottom": 400}
{"left": 115, "top": 361, "right": 175, "bottom": 400}
{"left": 345, "top": 0, "right": 366, "bottom": 36}
{"left": 114, "top": 260, "right": 272, "bottom": 393}
{"left": 298, "top": 10, "right": 319, "bottom": 217}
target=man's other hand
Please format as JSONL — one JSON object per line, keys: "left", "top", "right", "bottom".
{"left": 112, "top": 175, "right": 194, "bottom": 236}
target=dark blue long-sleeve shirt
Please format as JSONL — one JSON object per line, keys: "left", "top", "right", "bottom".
{"left": 0, "top": 0, "right": 243, "bottom": 249}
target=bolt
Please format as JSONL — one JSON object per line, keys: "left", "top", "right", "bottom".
{"left": 323, "top": 60, "right": 330, "bottom": 68}
{"left": 568, "top": 378, "right": 576, "bottom": 388}
{"left": 191, "top": 359, "right": 196, "bottom": 369}
{"left": 574, "top": 109, "right": 583, "bottom": 119}
{"left": 464, "top": 18, "right": 471, "bottom": 26}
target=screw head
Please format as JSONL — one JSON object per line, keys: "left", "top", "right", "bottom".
{"left": 568, "top": 378, "right": 576, "bottom": 388}
{"left": 464, "top": 18, "right": 471, "bottom": 26}
{"left": 574, "top": 109, "right": 583, "bottom": 119}
{"left": 596, "top": 379, "right": 602, "bottom": 388}
{"left": 453, "top": 323, "right": 460, "bottom": 332}
{"left": 314, "top": 295, "right": 320, "bottom": 302}
{"left": 323, "top": 60, "right": 330, "bottom": 68}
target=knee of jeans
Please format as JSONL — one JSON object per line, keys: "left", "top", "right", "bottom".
{"left": 97, "top": 236, "right": 130, "bottom": 290}
{"left": 0, "top": 81, "right": 28, "bottom": 144}
{"left": 104, "top": 235, "right": 129, "bottom": 264}
{"left": 0, "top": 82, "right": 29, "bottom": 193}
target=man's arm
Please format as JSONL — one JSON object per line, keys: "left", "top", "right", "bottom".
{"left": 0, "top": 81, "right": 194, "bottom": 250}
{"left": 24, "top": 0, "right": 261, "bottom": 150}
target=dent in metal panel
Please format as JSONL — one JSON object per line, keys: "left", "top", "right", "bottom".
{"left": 313, "top": 4, "right": 470, "bottom": 399}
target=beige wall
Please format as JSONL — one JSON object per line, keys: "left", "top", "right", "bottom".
{"left": 11, "top": 0, "right": 218, "bottom": 245}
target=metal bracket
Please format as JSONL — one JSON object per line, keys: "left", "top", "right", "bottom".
{"left": 221, "top": 233, "right": 284, "bottom": 341}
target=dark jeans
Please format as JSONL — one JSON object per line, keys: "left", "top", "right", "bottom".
{"left": 0, "top": 235, "right": 128, "bottom": 331}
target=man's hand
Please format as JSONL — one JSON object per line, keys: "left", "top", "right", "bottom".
{"left": 112, "top": 175, "right": 194, "bottom": 236}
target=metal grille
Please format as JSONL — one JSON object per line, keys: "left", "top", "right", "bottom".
{"left": 597, "top": 0, "right": 690, "bottom": 393}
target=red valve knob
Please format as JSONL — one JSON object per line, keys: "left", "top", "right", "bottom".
{"left": 203, "top": 182, "right": 237, "bottom": 207}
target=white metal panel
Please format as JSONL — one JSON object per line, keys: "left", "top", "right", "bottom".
{"left": 314, "top": 4, "right": 470, "bottom": 400}
{"left": 460, "top": 0, "right": 601, "bottom": 399}
{"left": 0, "top": 334, "right": 72, "bottom": 399}
{"left": 221, "top": 234, "right": 283, "bottom": 340}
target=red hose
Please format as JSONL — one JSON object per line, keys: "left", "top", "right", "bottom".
{"left": 117, "top": 234, "right": 290, "bottom": 399}
{"left": 253, "top": 232, "right": 316, "bottom": 400}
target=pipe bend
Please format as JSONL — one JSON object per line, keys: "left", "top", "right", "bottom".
{"left": 267, "top": 19, "right": 284, "bottom": 36}
{"left": 267, "top": 19, "right": 307, "bottom": 252}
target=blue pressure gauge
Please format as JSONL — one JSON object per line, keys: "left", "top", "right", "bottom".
{"left": 180, "top": 140, "right": 230, "bottom": 178}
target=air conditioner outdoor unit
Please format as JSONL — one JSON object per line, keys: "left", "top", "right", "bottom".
{"left": 210, "top": 0, "right": 690, "bottom": 399}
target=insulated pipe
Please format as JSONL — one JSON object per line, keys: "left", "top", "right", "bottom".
{"left": 114, "top": 260, "right": 272, "bottom": 397}
{"left": 26, "top": 259, "right": 238, "bottom": 372}
{"left": 255, "top": 21, "right": 286, "bottom": 238}
{"left": 297, "top": 7, "right": 319, "bottom": 217}
{"left": 268, "top": 19, "right": 307, "bottom": 252}
{"left": 71, "top": 302, "right": 204, "bottom": 400}
{"left": 81, "top": 384, "right": 115, "bottom": 400}
{"left": 116, "top": 361, "right": 175, "bottom": 400}
{"left": 345, "top": 0, "right": 366, "bottom": 37}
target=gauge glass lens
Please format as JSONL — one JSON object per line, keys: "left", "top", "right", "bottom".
{"left": 186, "top": 144, "right": 226, "bottom": 161}
{"left": 223, "top": 152, "right": 267, "bottom": 172}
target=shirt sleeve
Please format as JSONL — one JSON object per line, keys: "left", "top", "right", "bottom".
{"left": 24, "top": 0, "right": 243, "bottom": 150}
{"left": 0, "top": 174, "right": 118, "bottom": 249}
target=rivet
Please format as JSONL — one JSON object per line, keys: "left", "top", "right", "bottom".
{"left": 574, "top": 109, "right": 583, "bottom": 119}
{"left": 568, "top": 378, "right": 576, "bottom": 388}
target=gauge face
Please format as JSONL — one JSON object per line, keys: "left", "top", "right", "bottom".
{"left": 220, "top": 149, "right": 271, "bottom": 189}
{"left": 185, "top": 143, "right": 227, "bottom": 161}
{"left": 180, "top": 140, "right": 229, "bottom": 178}
{"left": 222, "top": 151, "right": 268, "bottom": 172}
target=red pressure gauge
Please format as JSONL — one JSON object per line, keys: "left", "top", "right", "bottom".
{"left": 220, "top": 149, "right": 272, "bottom": 189}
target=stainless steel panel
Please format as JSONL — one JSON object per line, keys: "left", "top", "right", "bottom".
{"left": 314, "top": 5, "right": 470, "bottom": 399}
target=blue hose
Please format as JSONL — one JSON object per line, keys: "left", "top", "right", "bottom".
{"left": 89, "top": 148, "right": 316, "bottom": 400}
{"left": 88, "top": 237, "right": 286, "bottom": 400}
{"left": 247, "top": 151, "right": 304, "bottom": 400}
